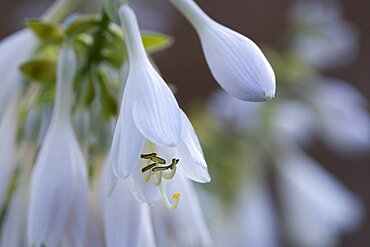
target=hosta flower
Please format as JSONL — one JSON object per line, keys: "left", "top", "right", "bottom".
{"left": 169, "top": 0, "right": 276, "bottom": 101}
{"left": 0, "top": 30, "right": 36, "bottom": 118}
{"left": 110, "top": 4, "right": 210, "bottom": 207}
{"left": 0, "top": 88, "right": 20, "bottom": 210}
{"left": 28, "top": 46, "right": 90, "bottom": 247}
{"left": 277, "top": 151, "right": 363, "bottom": 247}
{"left": 311, "top": 79, "right": 370, "bottom": 154}
{"left": 290, "top": 0, "right": 358, "bottom": 69}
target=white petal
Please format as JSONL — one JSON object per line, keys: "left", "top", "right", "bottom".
{"left": 312, "top": 79, "right": 370, "bottom": 154}
{"left": 99, "top": 162, "right": 145, "bottom": 247}
{"left": 28, "top": 127, "right": 89, "bottom": 246}
{"left": 127, "top": 161, "right": 161, "bottom": 205}
{"left": 150, "top": 174, "right": 212, "bottom": 247}
{"left": 0, "top": 29, "right": 36, "bottom": 117}
{"left": 168, "top": 110, "right": 210, "bottom": 183}
{"left": 119, "top": 5, "right": 182, "bottom": 147}
{"left": 277, "top": 151, "right": 363, "bottom": 247}
{"left": 111, "top": 110, "right": 145, "bottom": 178}
{"left": 236, "top": 179, "right": 278, "bottom": 247}
{"left": 170, "top": 0, "right": 276, "bottom": 102}
{"left": 131, "top": 66, "right": 182, "bottom": 146}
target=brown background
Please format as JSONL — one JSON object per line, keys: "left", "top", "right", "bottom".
{"left": 0, "top": 0, "right": 369, "bottom": 246}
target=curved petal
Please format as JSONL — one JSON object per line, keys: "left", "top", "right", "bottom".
{"left": 132, "top": 65, "right": 182, "bottom": 147}
{"left": 176, "top": 111, "right": 210, "bottom": 183}
{"left": 119, "top": 5, "right": 182, "bottom": 147}
{"left": 111, "top": 103, "right": 145, "bottom": 178}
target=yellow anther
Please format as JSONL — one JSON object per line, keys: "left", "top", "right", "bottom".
{"left": 151, "top": 156, "right": 166, "bottom": 164}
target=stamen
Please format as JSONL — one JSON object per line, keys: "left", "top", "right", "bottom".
{"left": 140, "top": 153, "right": 157, "bottom": 159}
{"left": 163, "top": 166, "right": 176, "bottom": 180}
{"left": 150, "top": 156, "right": 166, "bottom": 164}
{"left": 152, "top": 166, "right": 170, "bottom": 172}
{"left": 142, "top": 169, "right": 152, "bottom": 183}
{"left": 141, "top": 163, "right": 157, "bottom": 173}
{"left": 151, "top": 171, "right": 162, "bottom": 186}
{"left": 159, "top": 183, "right": 180, "bottom": 209}
{"left": 169, "top": 158, "right": 179, "bottom": 170}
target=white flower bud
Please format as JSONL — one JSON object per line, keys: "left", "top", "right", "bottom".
{"left": 170, "top": 0, "right": 276, "bottom": 101}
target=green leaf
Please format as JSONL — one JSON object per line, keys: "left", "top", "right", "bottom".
{"left": 142, "top": 32, "right": 174, "bottom": 53}
{"left": 20, "top": 60, "right": 56, "bottom": 83}
{"left": 27, "top": 20, "right": 63, "bottom": 41}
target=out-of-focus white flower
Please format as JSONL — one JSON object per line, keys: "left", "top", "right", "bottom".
{"left": 290, "top": 0, "right": 358, "bottom": 69}
{"left": 0, "top": 143, "right": 35, "bottom": 247}
{"left": 28, "top": 46, "right": 90, "bottom": 247}
{"left": 150, "top": 174, "right": 212, "bottom": 247}
{"left": 0, "top": 30, "right": 36, "bottom": 118}
{"left": 110, "top": 5, "right": 210, "bottom": 208}
{"left": 169, "top": 0, "right": 276, "bottom": 102}
{"left": 233, "top": 178, "right": 278, "bottom": 247}
{"left": 0, "top": 87, "right": 20, "bottom": 210}
{"left": 311, "top": 79, "right": 370, "bottom": 154}
{"left": 276, "top": 151, "right": 363, "bottom": 247}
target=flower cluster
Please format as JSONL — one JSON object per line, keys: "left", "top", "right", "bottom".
{"left": 0, "top": 0, "right": 275, "bottom": 246}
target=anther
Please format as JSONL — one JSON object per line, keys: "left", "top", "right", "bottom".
{"left": 140, "top": 153, "right": 157, "bottom": 159}
{"left": 141, "top": 163, "right": 157, "bottom": 173}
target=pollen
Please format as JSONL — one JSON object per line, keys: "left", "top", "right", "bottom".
{"left": 172, "top": 193, "right": 180, "bottom": 200}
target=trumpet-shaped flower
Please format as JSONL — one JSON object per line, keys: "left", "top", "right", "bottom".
{"left": 311, "top": 79, "right": 370, "bottom": 154}
{"left": 28, "top": 46, "right": 90, "bottom": 247}
{"left": 169, "top": 0, "right": 276, "bottom": 101}
{"left": 0, "top": 30, "right": 36, "bottom": 118}
{"left": 110, "top": 5, "right": 210, "bottom": 207}
{"left": 277, "top": 151, "right": 363, "bottom": 247}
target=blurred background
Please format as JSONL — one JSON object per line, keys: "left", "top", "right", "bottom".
{"left": 1, "top": 0, "right": 369, "bottom": 246}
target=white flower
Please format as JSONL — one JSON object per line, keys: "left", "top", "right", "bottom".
{"left": 233, "top": 179, "right": 278, "bottom": 247}
{"left": 0, "top": 87, "right": 20, "bottom": 210}
{"left": 311, "top": 79, "right": 370, "bottom": 154}
{"left": 290, "top": 0, "right": 358, "bottom": 69}
{"left": 0, "top": 30, "right": 36, "bottom": 118}
{"left": 150, "top": 173, "right": 212, "bottom": 247}
{"left": 110, "top": 5, "right": 210, "bottom": 207}
{"left": 276, "top": 151, "right": 363, "bottom": 247}
{"left": 169, "top": 0, "right": 276, "bottom": 101}
{"left": 28, "top": 46, "right": 90, "bottom": 247}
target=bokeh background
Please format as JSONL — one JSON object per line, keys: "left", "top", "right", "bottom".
{"left": 0, "top": 0, "right": 369, "bottom": 246}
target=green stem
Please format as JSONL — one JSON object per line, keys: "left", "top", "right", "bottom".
{"left": 42, "top": 0, "right": 83, "bottom": 22}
